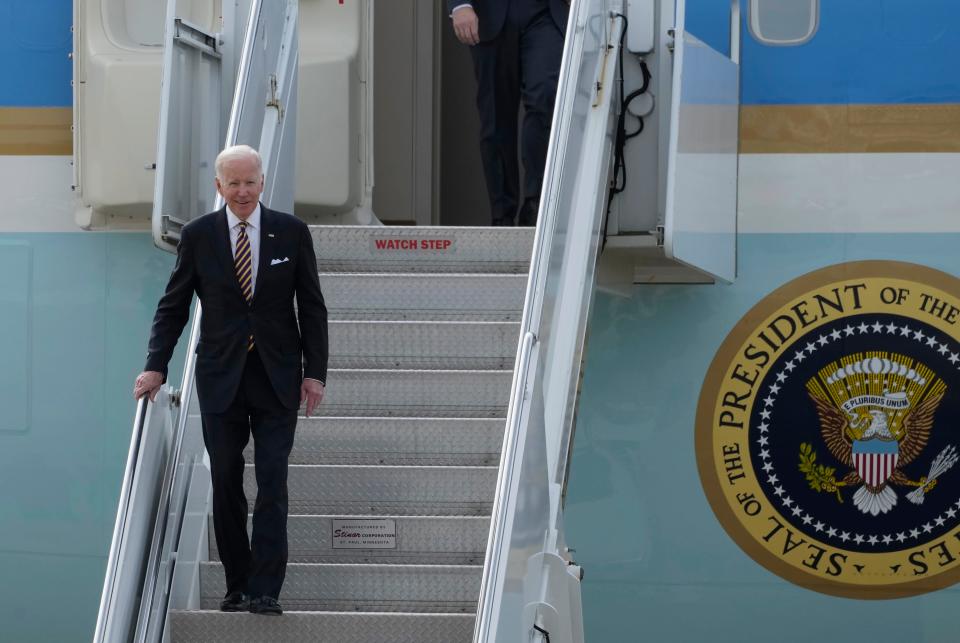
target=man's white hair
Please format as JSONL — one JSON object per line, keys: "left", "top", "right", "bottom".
{"left": 215, "top": 145, "right": 263, "bottom": 180}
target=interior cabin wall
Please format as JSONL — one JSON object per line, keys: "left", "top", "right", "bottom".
{"left": 372, "top": 0, "right": 435, "bottom": 225}
{"left": 373, "top": 0, "right": 489, "bottom": 227}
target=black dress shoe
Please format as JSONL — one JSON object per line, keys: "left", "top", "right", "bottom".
{"left": 219, "top": 591, "right": 249, "bottom": 612}
{"left": 517, "top": 198, "right": 539, "bottom": 227}
{"left": 248, "top": 596, "right": 283, "bottom": 615}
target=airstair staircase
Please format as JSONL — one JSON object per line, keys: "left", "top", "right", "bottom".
{"left": 92, "top": 0, "right": 742, "bottom": 640}
{"left": 168, "top": 226, "right": 532, "bottom": 642}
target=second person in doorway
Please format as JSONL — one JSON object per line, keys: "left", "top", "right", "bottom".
{"left": 448, "top": 0, "right": 568, "bottom": 226}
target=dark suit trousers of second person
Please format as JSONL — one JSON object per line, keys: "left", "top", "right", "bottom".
{"left": 202, "top": 345, "right": 297, "bottom": 600}
{"left": 470, "top": 0, "right": 564, "bottom": 226}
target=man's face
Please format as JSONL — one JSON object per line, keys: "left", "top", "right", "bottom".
{"left": 216, "top": 156, "right": 264, "bottom": 219}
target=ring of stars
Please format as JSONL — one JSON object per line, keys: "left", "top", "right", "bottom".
{"left": 756, "top": 318, "right": 960, "bottom": 549}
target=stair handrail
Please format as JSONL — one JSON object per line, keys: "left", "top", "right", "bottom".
{"left": 132, "top": 307, "right": 203, "bottom": 642}
{"left": 474, "top": 1, "right": 620, "bottom": 641}
{"left": 476, "top": 328, "right": 537, "bottom": 629}
{"left": 92, "top": 398, "right": 149, "bottom": 643}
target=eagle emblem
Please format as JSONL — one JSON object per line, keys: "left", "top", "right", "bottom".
{"left": 804, "top": 353, "right": 957, "bottom": 516}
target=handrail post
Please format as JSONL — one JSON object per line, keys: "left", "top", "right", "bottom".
{"left": 472, "top": 1, "right": 616, "bottom": 640}
{"left": 473, "top": 332, "right": 538, "bottom": 643}
{"left": 93, "top": 398, "right": 148, "bottom": 643}
{"left": 133, "top": 303, "right": 203, "bottom": 641}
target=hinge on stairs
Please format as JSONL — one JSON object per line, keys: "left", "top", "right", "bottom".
{"left": 266, "top": 74, "right": 284, "bottom": 119}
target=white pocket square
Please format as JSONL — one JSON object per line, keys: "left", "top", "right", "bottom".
{"left": 271, "top": 257, "right": 290, "bottom": 266}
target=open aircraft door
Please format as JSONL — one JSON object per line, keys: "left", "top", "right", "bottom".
{"left": 151, "top": 0, "right": 239, "bottom": 252}
{"left": 151, "top": 0, "right": 298, "bottom": 253}
{"left": 662, "top": 0, "right": 740, "bottom": 282}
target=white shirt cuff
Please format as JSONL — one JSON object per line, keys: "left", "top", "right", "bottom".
{"left": 450, "top": 3, "right": 472, "bottom": 17}
{"left": 305, "top": 377, "right": 325, "bottom": 386}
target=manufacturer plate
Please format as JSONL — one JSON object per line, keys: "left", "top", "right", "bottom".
{"left": 331, "top": 518, "right": 397, "bottom": 549}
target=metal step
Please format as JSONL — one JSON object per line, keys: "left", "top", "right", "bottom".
{"left": 199, "top": 562, "right": 482, "bottom": 612}
{"left": 210, "top": 515, "right": 490, "bottom": 564}
{"left": 244, "top": 464, "right": 497, "bottom": 515}
{"left": 313, "top": 225, "right": 533, "bottom": 274}
{"left": 321, "top": 273, "right": 526, "bottom": 321}
{"left": 169, "top": 611, "right": 474, "bottom": 643}
{"left": 244, "top": 417, "right": 505, "bottom": 466}
{"left": 318, "top": 369, "right": 511, "bottom": 418}
{"left": 328, "top": 320, "right": 520, "bottom": 370}
{"left": 171, "top": 223, "right": 529, "bottom": 640}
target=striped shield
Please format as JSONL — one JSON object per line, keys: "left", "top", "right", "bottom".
{"left": 852, "top": 438, "right": 900, "bottom": 488}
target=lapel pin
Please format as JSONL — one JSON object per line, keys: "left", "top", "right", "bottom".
{"left": 268, "top": 233, "right": 275, "bottom": 238}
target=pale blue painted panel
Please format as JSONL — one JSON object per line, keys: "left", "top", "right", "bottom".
{"left": 0, "top": 241, "right": 31, "bottom": 433}
{"left": 568, "top": 234, "right": 960, "bottom": 642}
{"left": 0, "top": 232, "right": 184, "bottom": 643}
{"left": 0, "top": 552, "right": 106, "bottom": 641}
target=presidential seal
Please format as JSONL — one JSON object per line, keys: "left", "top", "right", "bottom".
{"left": 696, "top": 261, "right": 960, "bottom": 598}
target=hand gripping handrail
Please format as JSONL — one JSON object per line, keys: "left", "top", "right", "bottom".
{"left": 92, "top": 398, "right": 148, "bottom": 643}
{"left": 132, "top": 307, "right": 202, "bottom": 642}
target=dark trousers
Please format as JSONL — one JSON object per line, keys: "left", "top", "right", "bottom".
{"left": 200, "top": 347, "right": 297, "bottom": 599}
{"left": 470, "top": 1, "right": 564, "bottom": 226}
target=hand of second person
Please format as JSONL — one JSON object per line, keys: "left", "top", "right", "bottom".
{"left": 301, "top": 379, "right": 325, "bottom": 417}
{"left": 452, "top": 6, "right": 480, "bottom": 46}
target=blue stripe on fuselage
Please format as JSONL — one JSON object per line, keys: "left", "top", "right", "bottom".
{"left": 686, "top": 0, "right": 960, "bottom": 105}
{"left": 5, "top": 0, "right": 960, "bottom": 108}
{"left": 0, "top": 0, "right": 72, "bottom": 107}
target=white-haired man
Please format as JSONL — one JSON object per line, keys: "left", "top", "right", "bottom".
{"left": 133, "top": 144, "right": 328, "bottom": 615}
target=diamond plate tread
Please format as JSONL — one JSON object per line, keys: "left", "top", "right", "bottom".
{"left": 210, "top": 515, "right": 490, "bottom": 564}
{"left": 243, "top": 417, "right": 505, "bottom": 466}
{"left": 244, "top": 465, "right": 497, "bottom": 515}
{"left": 320, "top": 273, "right": 526, "bottom": 321}
{"left": 316, "top": 369, "right": 510, "bottom": 418}
{"left": 328, "top": 320, "right": 520, "bottom": 370}
{"left": 169, "top": 611, "right": 475, "bottom": 643}
{"left": 312, "top": 225, "right": 533, "bottom": 274}
{"left": 199, "top": 562, "right": 481, "bottom": 612}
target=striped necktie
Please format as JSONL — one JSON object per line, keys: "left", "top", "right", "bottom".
{"left": 235, "top": 220, "right": 254, "bottom": 351}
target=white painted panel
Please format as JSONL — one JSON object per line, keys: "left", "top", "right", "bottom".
{"left": 626, "top": 0, "right": 656, "bottom": 53}
{"left": 75, "top": 0, "right": 220, "bottom": 225}
{"left": 738, "top": 153, "right": 960, "bottom": 233}
{"left": 0, "top": 156, "right": 79, "bottom": 232}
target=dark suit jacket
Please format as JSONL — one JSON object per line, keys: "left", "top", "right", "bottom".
{"left": 446, "top": 0, "right": 569, "bottom": 42}
{"left": 145, "top": 206, "right": 328, "bottom": 414}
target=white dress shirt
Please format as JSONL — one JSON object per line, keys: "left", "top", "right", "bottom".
{"left": 227, "top": 204, "right": 261, "bottom": 296}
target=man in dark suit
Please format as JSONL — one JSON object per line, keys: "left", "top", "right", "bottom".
{"left": 133, "top": 145, "right": 328, "bottom": 616}
{"left": 448, "top": 0, "right": 568, "bottom": 226}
